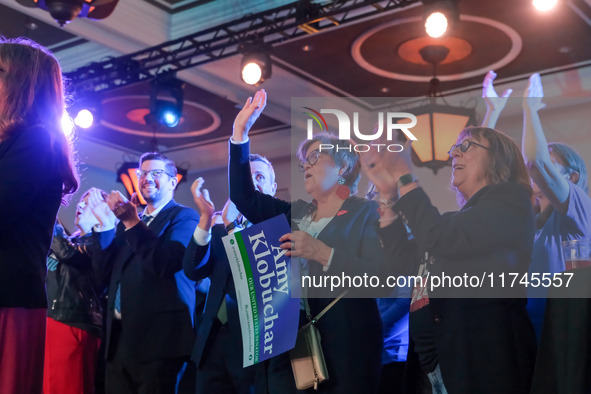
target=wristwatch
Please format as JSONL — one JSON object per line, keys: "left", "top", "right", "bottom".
{"left": 225, "top": 220, "right": 241, "bottom": 233}
{"left": 397, "top": 173, "right": 417, "bottom": 190}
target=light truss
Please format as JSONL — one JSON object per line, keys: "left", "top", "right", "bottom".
{"left": 65, "top": 0, "right": 420, "bottom": 94}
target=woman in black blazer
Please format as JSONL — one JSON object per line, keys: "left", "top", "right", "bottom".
{"left": 0, "top": 38, "right": 79, "bottom": 394}
{"left": 229, "top": 90, "right": 385, "bottom": 393}
{"left": 361, "top": 126, "right": 537, "bottom": 394}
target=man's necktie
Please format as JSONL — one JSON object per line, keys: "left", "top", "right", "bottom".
{"left": 114, "top": 214, "right": 152, "bottom": 318}
{"left": 217, "top": 296, "right": 228, "bottom": 325}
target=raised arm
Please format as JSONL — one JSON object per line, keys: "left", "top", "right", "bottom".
{"left": 229, "top": 90, "right": 291, "bottom": 223}
{"left": 481, "top": 70, "right": 513, "bottom": 129}
{"left": 522, "top": 73, "right": 570, "bottom": 212}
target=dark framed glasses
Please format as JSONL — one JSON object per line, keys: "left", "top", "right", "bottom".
{"left": 448, "top": 139, "right": 489, "bottom": 157}
{"left": 298, "top": 149, "right": 321, "bottom": 172}
{"left": 136, "top": 169, "right": 175, "bottom": 179}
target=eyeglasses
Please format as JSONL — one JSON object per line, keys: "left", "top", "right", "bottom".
{"left": 136, "top": 169, "right": 175, "bottom": 179}
{"left": 298, "top": 149, "right": 321, "bottom": 172}
{"left": 448, "top": 139, "right": 489, "bottom": 157}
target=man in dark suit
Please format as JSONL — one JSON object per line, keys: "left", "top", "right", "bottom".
{"left": 91, "top": 152, "right": 199, "bottom": 394}
{"left": 183, "top": 154, "right": 277, "bottom": 394}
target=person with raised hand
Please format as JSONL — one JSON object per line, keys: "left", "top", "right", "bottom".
{"left": 229, "top": 89, "right": 385, "bottom": 393}
{"left": 360, "top": 122, "right": 536, "bottom": 394}
{"left": 44, "top": 189, "right": 108, "bottom": 394}
{"left": 183, "top": 163, "right": 275, "bottom": 394}
{"left": 520, "top": 73, "right": 591, "bottom": 394}
{"left": 481, "top": 72, "right": 591, "bottom": 342}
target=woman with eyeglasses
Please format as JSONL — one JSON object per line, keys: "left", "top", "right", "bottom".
{"left": 229, "top": 90, "right": 384, "bottom": 393}
{"left": 0, "top": 38, "right": 79, "bottom": 393}
{"left": 360, "top": 125, "right": 537, "bottom": 394}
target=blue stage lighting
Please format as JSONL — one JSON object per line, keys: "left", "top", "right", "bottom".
{"left": 162, "top": 108, "right": 180, "bottom": 128}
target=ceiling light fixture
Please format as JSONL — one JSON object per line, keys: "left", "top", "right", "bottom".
{"left": 70, "top": 95, "right": 101, "bottom": 129}
{"left": 16, "top": 0, "right": 119, "bottom": 27}
{"left": 422, "top": 0, "right": 459, "bottom": 38}
{"left": 399, "top": 44, "right": 476, "bottom": 174}
{"left": 239, "top": 42, "right": 272, "bottom": 86}
{"left": 144, "top": 75, "right": 185, "bottom": 129}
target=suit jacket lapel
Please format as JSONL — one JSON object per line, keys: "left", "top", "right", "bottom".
{"left": 316, "top": 197, "right": 354, "bottom": 243}
{"left": 114, "top": 199, "right": 178, "bottom": 279}
{"left": 145, "top": 199, "right": 178, "bottom": 235}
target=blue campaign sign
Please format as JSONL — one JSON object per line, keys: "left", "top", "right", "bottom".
{"left": 223, "top": 214, "right": 300, "bottom": 367}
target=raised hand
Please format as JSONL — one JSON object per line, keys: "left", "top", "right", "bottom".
{"left": 359, "top": 141, "right": 413, "bottom": 201}
{"left": 482, "top": 70, "right": 513, "bottom": 113}
{"left": 88, "top": 188, "right": 117, "bottom": 230}
{"left": 524, "top": 73, "right": 546, "bottom": 112}
{"left": 191, "top": 177, "right": 215, "bottom": 231}
{"left": 232, "top": 89, "right": 267, "bottom": 142}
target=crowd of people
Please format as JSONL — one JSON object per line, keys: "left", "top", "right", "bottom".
{"left": 1, "top": 38, "right": 590, "bottom": 394}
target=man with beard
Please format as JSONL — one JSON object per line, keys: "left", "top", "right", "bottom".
{"left": 91, "top": 152, "right": 199, "bottom": 394}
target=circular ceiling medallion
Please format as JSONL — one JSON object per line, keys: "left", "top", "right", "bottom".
{"left": 351, "top": 15, "right": 523, "bottom": 82}
{"left": 398, "top": 36, "right": 472, "bottom": 65}
{"left": 100, "top": 95, "right": 221, "bottom": 138}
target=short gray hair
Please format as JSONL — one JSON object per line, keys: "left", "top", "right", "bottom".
{"left": 297, "top": 132, "right": 361, "bottom": 195}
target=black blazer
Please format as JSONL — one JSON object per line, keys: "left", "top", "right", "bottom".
{"left": 229, "top": 140, "right": 384, "bottom": 393}
{"left": 0, "top": 125, "right": 62, "bottom": 308}
{"left": 378, "top": 184, "right": 536, "bottom": 394}
{"left": 182, "top": 224, "right": 243, "bottom": 368}
{"left": 92, "top": 199, "right": 199, "bottom": 363}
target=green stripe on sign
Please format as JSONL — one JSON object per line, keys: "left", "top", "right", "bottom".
{"left": 234, "top": 231, "right": 260, "bottom": 363}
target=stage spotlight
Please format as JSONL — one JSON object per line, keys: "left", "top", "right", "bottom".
{"left": 422, "top": 0, "right": 459, "bottom": 38}
{"left": 533, "top": 0, "right": 558, "bottom": 11}
{"left": 159, "top": 102, "right": 181, "bottom": 128}
{"left": 16, "top": 0, "right": 119, "bottom": 27}
{"left": 70, "top": 96, "right": 101, "bottom": 129}
{"left": 74, "top": 109, "right": 94, "bottom": 129}
{"left": 240, "top": 51, "right": 272, "bottom": 86}
{"left": 144, "top": 76, "right": 184, "bottom": 129}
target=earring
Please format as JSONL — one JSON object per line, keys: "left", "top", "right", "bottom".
{"left": 336, "top": 176, "right": 351, "bottom": 200}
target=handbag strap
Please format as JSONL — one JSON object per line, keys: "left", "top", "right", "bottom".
{"left": 303, "top": 290, "right": 349, "bottom": 327}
